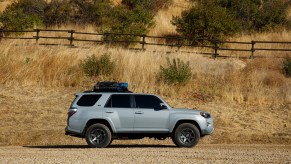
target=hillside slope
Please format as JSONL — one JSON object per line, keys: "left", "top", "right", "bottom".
{"left": 0, "top": 42, "right": 290, "bottom": 146}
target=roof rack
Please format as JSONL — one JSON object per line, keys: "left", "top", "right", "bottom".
{"left": 93, "top": 82, "right": 130, "bottom": 92}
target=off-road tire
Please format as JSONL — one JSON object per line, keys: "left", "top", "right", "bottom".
{"left": 172, "top": 123, "right": 200, "bottom": 148}
{"left": 85, "top": 124, "right": 112, "bottom": 148}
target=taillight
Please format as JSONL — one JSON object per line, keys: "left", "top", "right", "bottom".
{"left": 68, "top": 107, "right": 78, "bottom": 118}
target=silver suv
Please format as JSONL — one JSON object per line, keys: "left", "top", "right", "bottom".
{"left": 65, "top": 82, "right": 214, "bottom": 148}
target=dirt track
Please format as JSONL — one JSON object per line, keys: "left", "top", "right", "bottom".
{"left": 0, "top": 144, "right": 290, "bottom": 164}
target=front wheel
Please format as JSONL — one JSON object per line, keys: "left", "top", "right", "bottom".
{"left": 172, "top": 123, "right": 200, "bottom": 148}
{"left": 85, "top": 124, "right": 112, "bottom": 148}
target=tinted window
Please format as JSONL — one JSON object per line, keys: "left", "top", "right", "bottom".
{"left": 135, "top": 95, "right": 163, "bottom": 109}
{"left": 105, "top": 95, "right": 131, "bottom": 108}
{"left": 77, "top": 94, "right": 101, "bottom": 106}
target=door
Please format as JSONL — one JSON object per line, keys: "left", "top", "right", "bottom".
{"left": 133, "top": 95, "right": 170, "bottom": 132}
{"left": 103, "top": 94, "right": 134, "bottom": 132}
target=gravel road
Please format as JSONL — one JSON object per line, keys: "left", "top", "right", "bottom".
{"left": 0, "top": 144, "right": 290, "bottom": 164}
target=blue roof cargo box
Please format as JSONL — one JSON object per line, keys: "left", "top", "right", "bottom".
{"left": 93, "top": 82, "right": 129, "bottom": 92}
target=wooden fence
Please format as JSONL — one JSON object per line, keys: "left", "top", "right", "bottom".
{"left": 0, "top": 29, "right": 290, "bottom": 58}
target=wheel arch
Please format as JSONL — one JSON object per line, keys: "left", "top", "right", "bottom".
{"left": 82, "top": 119, "right": 115, "bottom": 136}
{"left": 171, "top": 120, "right": 202, "bottom": 135}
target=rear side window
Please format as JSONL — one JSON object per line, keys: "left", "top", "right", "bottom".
{"left": 77, "top": 94, "right": 101, "bottom": 106}
{"left": 135, "top": 95, "right": 163, "bottom": 109}
{"left": 105, "top": 95, "right": 131, "bottom": 108}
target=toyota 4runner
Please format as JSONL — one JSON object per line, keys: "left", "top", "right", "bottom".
{"left": 65, "top": 82, "right": 214, "bottom": 148}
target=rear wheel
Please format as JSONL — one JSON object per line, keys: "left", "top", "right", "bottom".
{"left": 85, "top": 124, "right": 112, "bottom": 148}
{"left": 172, "top": 123, "right": 200, "bottom": 148}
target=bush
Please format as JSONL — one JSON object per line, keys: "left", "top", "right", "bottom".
{"left": 283, "top": 57, "right": 291, "bottom": 77}
{"left": 43, "top": 0, "right": 73, "bottom": 26}
{"left": 172, "top": 0, "right": 290, "bottom": 39}
{"left": 216, "top": 0, "right": 289, "bottom": 32}
{"left": 0, "top": 0, "right": 46, "bottom": 31}
{"left": 172, "top": 1, "right": 240, "bottom": 40}
{"left": 102, "top": 5, "right": 154, "bottom": 46}
{"left": 122, "top": 0, "right": 172, "bottom": 13}
{"left": 44, "top": 0, "right": 113, "bottom": 26}
{"left": 80, "top": 54, "right": 115, "bottom": 77}
{"left": 71, "top": 0, "right": 113, "bottom": 25}
{"left": 158, "top": 58, "right": 192, "bottom": 84}
{"left": 0, "top": 0, "right": 155, "bottom": 39}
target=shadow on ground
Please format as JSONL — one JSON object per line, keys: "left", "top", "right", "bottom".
{"left": 23, "top": 144, "right": 176, "bottom": 149}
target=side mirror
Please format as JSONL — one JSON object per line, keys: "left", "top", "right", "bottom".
{"left": 161, "top": 104, "right": 168, "bottom": 109}
{"left": 160, "top": 103, "right": 168, "bottom": 110}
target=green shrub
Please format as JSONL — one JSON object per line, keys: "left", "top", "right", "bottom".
{"left": 44, "top": 0, "right": 113, "bottom": 26}
{"left": 158, "top": 58, "right": 192, "bottom": 84}
{"left": 122, "top": 0, "right": 172, "bottom": 13}
{"left": 283, "top": 57, "right": 291, "bottom": 77}
{"left": 71, "top": 0, "right": 113, "bottom": 25}
{"left": 0, "top": 0, "right": 46, "bottom": 31}
{"left": 172, "top": 1, "right": 240, "bottom": 40}
{"left": 0, "top": 9, "right": 43, "bottom": 31}
{"left": 102, "top": 5, "right": 154, "bottom": 46}
{"left": 172, "top": 0, "right": 289, "bottom": 39}
{"left": 80, "top": 54, "right": 115, "bottom": 77}
{"left": 216, "top": 0, "right": 289, "bottom": 32}
{"left": 43, "top": 0, "right": 73, "bottom": 26}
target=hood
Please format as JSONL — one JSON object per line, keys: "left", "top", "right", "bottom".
{"left": 171, "top": 108, "right": 202, "bottom": 114}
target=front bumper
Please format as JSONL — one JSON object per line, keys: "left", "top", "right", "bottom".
{"left": 202, "top": 117, "right": 214, "bottom": 135}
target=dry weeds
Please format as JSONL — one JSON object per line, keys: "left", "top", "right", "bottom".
{"left": 0, "top": 42, "right": 290, "bottom": 146}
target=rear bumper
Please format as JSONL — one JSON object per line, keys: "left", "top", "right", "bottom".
{"left": 65, "top": 126, "right": 83, "bottom": 138}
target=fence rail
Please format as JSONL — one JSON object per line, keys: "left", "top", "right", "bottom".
{"left": 0, "top": 29, "right": 290, "bottom": 58}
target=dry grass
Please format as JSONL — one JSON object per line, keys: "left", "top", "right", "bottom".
{"left": 0, "top": 39, "right": 290, "bottom": 105}
{"left": 149, "top": 0, "right": 192, "bottom": 36}
{"left": 0, "top": 1, "right": 10, "bottom": 13}
{"left": 0, "top": 39, "right": 290, "bottom": 147}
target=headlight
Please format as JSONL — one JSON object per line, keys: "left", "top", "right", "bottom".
{"left": 200, "top": 112, "right": 211, "bottom": 118}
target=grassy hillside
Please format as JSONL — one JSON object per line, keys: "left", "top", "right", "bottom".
{"left": 0, "top": 39, "right": 290, "bottom": 146}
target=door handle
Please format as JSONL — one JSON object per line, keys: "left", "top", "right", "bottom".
{"left": 105, "top": 111, "right": 114, "bottom": 113}
{"left": 135, "top": 111, "right": 144, "bottom": 114}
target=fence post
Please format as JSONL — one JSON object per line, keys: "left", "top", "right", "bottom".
{"left": 0, "top": 28, "right": 3, "bottom": 40}
{"left": 213, "top": 39, "right": 219, "bottom": 58}
{"left": 35, "top": 29, "right": 40, "bottom": 44}
{"left": 69, "top": 30, "right": 74, "bottom": 47}
{"left": 250, "top": 40, "right": 256, "bottom": 59}
{"left": 141, "top": 35, "right": 146, "bottom": 50}
{"left": 177, "top": 37, "right": 182, "bottom": 50}
{"left": 103, "top": 33, "right": 109, "bottom": 44}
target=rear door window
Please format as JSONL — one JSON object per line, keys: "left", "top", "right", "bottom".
{"left": 135, "top": 95, "right": 163, "bottom": 109}
{"left": 105, "top": 94, "right": 131, "bottom": 108}
{"left": 77, "top": 94, "right": 101, "bottom": 106}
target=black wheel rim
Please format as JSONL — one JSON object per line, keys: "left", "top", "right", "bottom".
{"left": 179, "top": 128, "right": 196, "bottom": 144}
{"left": 89, "top": 128, "right": 106, "bottom": 144}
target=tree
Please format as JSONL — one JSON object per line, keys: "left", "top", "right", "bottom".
{"left": 172, "top": 1, "right": 240, "bottom": 40}
{"left": 122, "top": 0, "right": 172, "bottom": 14}
{"left": 217, "top": 0, "right": 289, "bottom": 31}
{"left": 0, "top": 0, "right": 46, "bottom": 30}
{"left": 172, "top": 0, "right": 290, "bottom": 40}
{"left": 102, "top": 5, "right": 155, "bottom": 46}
